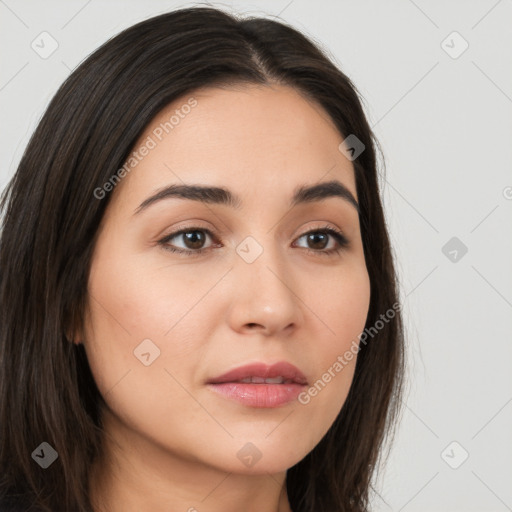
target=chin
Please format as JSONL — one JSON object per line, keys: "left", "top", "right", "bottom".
{"left": 208, "top": 436, "right": 313, "bottom": 476}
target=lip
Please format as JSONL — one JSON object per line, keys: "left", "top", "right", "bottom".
{"left": 206, "top": 361, "right": 308, "bottom": 408}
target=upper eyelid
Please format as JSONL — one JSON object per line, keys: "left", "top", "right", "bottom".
{"left": 161, "top": 226, "right": 216, "bottom": 241}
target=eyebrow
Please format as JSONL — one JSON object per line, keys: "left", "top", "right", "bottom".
{"left": 133, "top": 179, "right": 359, "bottom": 215}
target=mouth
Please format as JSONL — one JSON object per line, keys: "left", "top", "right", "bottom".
{"left": 206, "top": 361, "right": 308, "bottom": 408}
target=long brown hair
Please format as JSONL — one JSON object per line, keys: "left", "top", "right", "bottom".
{"left": 0, "top": 6, "right": 404, "bottom": 511}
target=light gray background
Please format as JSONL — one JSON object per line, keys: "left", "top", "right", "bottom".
{"left": 1, "top": 1, "right": 511, "bottom": 510}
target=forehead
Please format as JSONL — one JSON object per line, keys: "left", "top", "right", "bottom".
{"left": 112, "top": 83, "right": 356, "bottom": 209}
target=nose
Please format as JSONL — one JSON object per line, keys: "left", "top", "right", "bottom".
{"left": 225, "top": 239, "right": 304, "bottom": 337}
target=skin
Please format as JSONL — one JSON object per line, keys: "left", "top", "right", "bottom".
{"left": 79, "top": 83, "right": 371, "bottom": 512}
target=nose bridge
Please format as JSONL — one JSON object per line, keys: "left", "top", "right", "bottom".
{"left": 236, "top": 231, "right": 287, "bottom": 287}
{"left": 228, "top": 231, "right": 302, "bottom": 333}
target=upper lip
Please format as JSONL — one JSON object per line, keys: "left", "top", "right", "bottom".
{"left": 207, "top": 361, "right": 308, "bottom": 385}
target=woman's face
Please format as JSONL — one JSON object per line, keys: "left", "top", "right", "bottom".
{"left": 81, "top": 83, "right": 371, "bottom": 475}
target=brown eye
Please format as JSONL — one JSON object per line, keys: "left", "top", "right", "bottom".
{"left": 159, "top": 228, "right": 217, "bottom": 255}
{"left": 294, "top": 227, "right": 349, "bottom": 255}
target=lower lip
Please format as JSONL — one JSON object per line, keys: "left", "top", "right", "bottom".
{"left": 207, "top": 382, "right": 306, "bottom": 408}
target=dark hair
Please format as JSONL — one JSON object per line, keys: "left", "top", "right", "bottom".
{"left": 0, "top": 6, "right": 404, "bottom": 512}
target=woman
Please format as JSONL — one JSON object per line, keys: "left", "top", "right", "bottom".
{"left": 0, "top": 6, "right": 404, "bottom": 512}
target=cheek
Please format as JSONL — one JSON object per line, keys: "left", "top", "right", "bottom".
{"left": 81, "top": 253, "right": 220, "bottom": 455}
{"left": 296, "top": 261, "right": 370, "bottom": 436}
{"left": 82, "top": 240, "right": 228, "bottom": 412}
{"left": 87, "top": 228, "right": 226, "bottom": 339}
{"left": 313, "top": 258, "right": 370, "bottom": 358}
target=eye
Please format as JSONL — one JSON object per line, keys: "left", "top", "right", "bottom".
{"left": 158, "top": 223, "right": 349, "bottom": 257}
{"left": 293, "top": 225, "right": 349, "bottom": 257}
{"left": 158, "top": 227, "right": 218, "bottom": 256}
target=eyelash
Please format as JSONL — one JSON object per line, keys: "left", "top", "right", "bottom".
{"left": 158, "top": 224, "right": 349, "bottom": 258}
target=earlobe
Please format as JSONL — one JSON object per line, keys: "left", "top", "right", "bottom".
{"left": 71, "top": 305, "right": 91, "bottom": 347}
{"left": 65, "top": 330, "right": 82, "bottom": 345}
{"left": 64, "top": 316, "right": 84, "bottom": 345}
